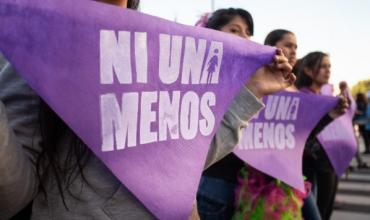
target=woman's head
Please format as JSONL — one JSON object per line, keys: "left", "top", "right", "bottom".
{"left": 296, "top": 51, "right": 330, "bottom": 89}
{"left": 264, "top": 29, "right": 297, "bottom": 66}
{"left": 339, "top": 81, "right": 348, "bottom": 92}
{"left": 205, "top": 8, "right": 254, "bottom": 39}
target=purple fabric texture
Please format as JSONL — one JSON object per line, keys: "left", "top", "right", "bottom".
{"left": 317, "top": 90, "right": 357, "bottom": 176}
{"left": 0, "top": 0, "right": 275, "bottom": 219}
{"left": 317, "top": 110, "right": 357, "bottom": 176}
{"left": 234, "top": 91, "right": 337, "bottom": 192}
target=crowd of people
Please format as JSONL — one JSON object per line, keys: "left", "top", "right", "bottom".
{"left": 0, "top": 0, "right": 368, "bottom": 220}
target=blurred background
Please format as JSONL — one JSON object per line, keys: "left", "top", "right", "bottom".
{"left": 140, "top": 0, "right": 370, "bottom": 96}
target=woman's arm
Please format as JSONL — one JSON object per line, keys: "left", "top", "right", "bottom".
{"left": 204, "top": 87, "right": 264, "bottom": 169}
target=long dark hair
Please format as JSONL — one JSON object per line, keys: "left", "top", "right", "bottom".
{"left": 36, "top": 0, "right": 140, "bottom": 208}
{"left": 295, "top": 51, "right": 328, "bottom": 89}
{"left": 206, "top": 8, "right": 254, "bottom": 35}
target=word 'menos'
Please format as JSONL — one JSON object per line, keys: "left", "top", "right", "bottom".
{"left": 240, "top": 95, "right": 300, "bottom": 150}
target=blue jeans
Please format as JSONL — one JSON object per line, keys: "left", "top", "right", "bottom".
{"left": 196, "top": 176, "right": 236, "bottom": 220}
{"left": 302, "top": 193, "right": 322, "bottom": 220}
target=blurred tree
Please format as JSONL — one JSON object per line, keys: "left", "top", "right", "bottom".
{"left": 351, "top": 79, "right": 370, "bottom": 97}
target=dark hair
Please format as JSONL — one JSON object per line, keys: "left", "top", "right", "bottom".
{"left": 127, "top": 0, "right": 140, "bottom": 9}
{"left": 36, "top": 0, "right": 140, "bottom": 208}
{"left": 264, "top": 29, "right": 293, "bottom": 46}
{"left": 206, "top": 8, "right": 254, "bottom": 36}
{"left": 295, "top": 51, "right": 328, "bottom": 89}
{"left": 356, "top": 93, "right": 367, "bottom": 104}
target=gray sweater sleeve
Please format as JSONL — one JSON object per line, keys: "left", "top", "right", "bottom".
{"left": 0, "top": 55, "right": 40, "bottom": 219}
{"left": 0, "top": 55, "right": 41, "bottom": 151}
{"left": 0, "top": 101, "right": 39, "bottom": 219}
{"left": 204, "top": 87, "right": 264, "bottom": 169}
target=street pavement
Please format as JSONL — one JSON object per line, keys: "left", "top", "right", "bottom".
{"left": 332, "top": 154, "right": 370, "bottom": 220}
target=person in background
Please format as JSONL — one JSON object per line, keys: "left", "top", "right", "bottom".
{"left": 365, "top": 92, "right": 370, "bottom": 154}
{"left": 343, "top": 82, "right": 369, "bottom": 168}
{"left": 196, "top": 8, "right": 295, "bottom": 219}
{"left": 296, "top": 51, "right": 348, "bottom": 220}
{"left": 354, "top": 92, "right": 370, "bottom": 154}
{"left": 264, "top": 29, "right": 322, "bottom": 220}
{"left": 264, "top": 29, "right": 297, "bottom": 66}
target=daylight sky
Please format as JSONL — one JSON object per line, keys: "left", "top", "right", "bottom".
{"left": 140, "top": 0, "right": 370, "bottom": 90}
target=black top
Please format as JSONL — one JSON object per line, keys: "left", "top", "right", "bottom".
{"left": 203, "top": 153, "right": 245, "bottom": 184}
{"left": 303, "top": 113, "right": 335, "bottom": 176}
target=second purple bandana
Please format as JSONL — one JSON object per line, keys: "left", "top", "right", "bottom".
{"left": 234, "top": 91, "right": 338, "bottom": 191}
{"left": 0, "top": 0, "right": 275, "bottom": 219}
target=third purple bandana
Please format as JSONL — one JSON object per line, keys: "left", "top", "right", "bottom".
{"left": 317, "top": 88, "right": 357, "bottom": 176}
